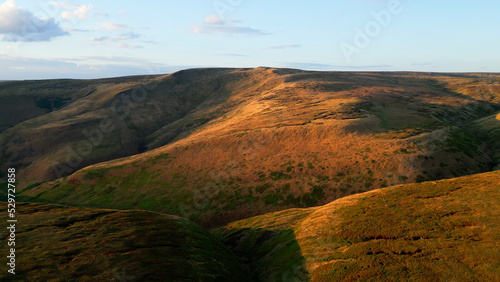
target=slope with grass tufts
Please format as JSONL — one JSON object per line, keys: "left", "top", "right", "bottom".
{"left": 214, "top": 170, "right": 500, "bottom": 281}
{"left": 13, "top": 69, "right": 500, "bottom": 227}
{"left": 0, "top": 202, "right": 251, "bottom": 281}
{"left": 3, "top": 170, "right": 498, "bottom": 281}
{"left": 1, "top": 68, "right": 285, "bottom": 188}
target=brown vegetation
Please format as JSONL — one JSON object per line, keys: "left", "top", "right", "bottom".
{"left": 7, "top": 68, "right": 499, "bottom": 227}
{"left": 216, "top": 170, "right": 500, "bottom": 281}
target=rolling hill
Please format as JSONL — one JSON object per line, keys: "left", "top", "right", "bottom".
{"left": 1, "top": 68, "right": 499, "bottom": 280}
{"left": 214, "top": 170, "right": 500, "bottom": 281}
{"left": 3, "top": 68, "right": 498, "bottom": 227}
{"left": 2, "top": 169, "right": 498, "bottom": 281}
{"left": 0, "top": 75, "right": 158, "bottom": 134}
{"left": 0, "top": 202, "right": 251, "bottom": 281}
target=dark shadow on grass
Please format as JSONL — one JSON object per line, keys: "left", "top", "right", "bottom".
{"left": 213, "top": 227, "right": 310, "bottom": 281}
{"left": 1, "top": 201, "right": 254, "bottom": 281}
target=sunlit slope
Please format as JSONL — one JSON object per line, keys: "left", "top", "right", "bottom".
{"left": 0, "top": 202, "right": 251, "bottom": 281}
{"left": 0, "top": 68, "right": 283, "bottom": 187}
{"left": 214, "top": 170, "right": 500, "bottom": 281}
{"left": 18, "top": 70, "right": 500, "bottom": 227}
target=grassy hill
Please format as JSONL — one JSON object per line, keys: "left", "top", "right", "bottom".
{"left": 0, "top": 202, "right": 250, "bottom": 281}
{"left": 0, "top": 76, "right": 157, "bottom": 134}
{"left": 0, "top": 68, "right": 284, "bottom": 188}
{"left": 473, "top": 112, "right": 500, "bottom": 169}
{"left": 2, "top": 170, "right": 498, "bottom": 281}
{"left": 214, "top": 170, "right": 500, "bottom": 281}
{"left": 2, "top": 68, "right": 499, "bottom": 281}
{"left": 10, "top": 68, "right": 500, "bottom": 227}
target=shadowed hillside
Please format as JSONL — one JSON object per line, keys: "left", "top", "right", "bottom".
{"left": 0, "top": 202, "right": 251, "bottom": 281}
{"left": 9, "top": 68, "right": 500, "bottom": 227}
{"left": 473, "top": 112, "right": 500, "bottom": 169}
{"left": 0, "top": 76, "right": 158, "bottom": 133}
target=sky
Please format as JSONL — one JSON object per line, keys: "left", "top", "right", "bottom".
{"left": 0, "top": 0, "right": 499, "bottom": 80}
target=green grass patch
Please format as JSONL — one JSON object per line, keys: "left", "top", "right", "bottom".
{"left": 269, "top": 171, "right": 292, "bottom": 181}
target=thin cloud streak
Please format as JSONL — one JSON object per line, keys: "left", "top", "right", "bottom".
{"left": 267, "top": 44, "right": 301, "bottom": 50}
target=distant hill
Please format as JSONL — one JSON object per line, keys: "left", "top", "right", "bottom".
{"left": 0, "top": 76, "right": 158, "bottom": 134}
{"left": 5, "top": 68, "right": 498, "bottom": 227}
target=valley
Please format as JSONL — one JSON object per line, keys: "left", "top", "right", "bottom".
{"left": 0, "top": 68, "right": 499, "bottom": 280}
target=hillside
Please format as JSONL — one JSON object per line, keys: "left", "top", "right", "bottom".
{"left": 2, "top": 170, "right": 498, "bottom": 281}
{"left": 0, "top": 202, "right": 250, "bottom": 281}
{"left": 8, "top": 68, "right": 500, "bottom": 227}
{"left": 0, "top": 76, "right": 157, "bottom": 134}
{"left": 214, "top": 170, "right": 500, "bottom": 281}
{"left": 473, "top": 111, "right": 500, "bottom": 169}
{"left": 1, "top": 68, "right": 270, "bottom": 187}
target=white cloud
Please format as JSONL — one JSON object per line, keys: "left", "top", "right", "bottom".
{"left": 0, "top": 0, "right": 68, "bottom": 42}
{"left": 100, "top": 22, "right": 128, "bottom": 31}
{"left": 118, "top": 9, "right": 127, "bottom": 15}
{"left": 5, "top": 44, "right": 15, "bottom": 50}
{"left": 203, "top": 14, "right": 240, "bottom": 25}
{"left": 203, "top": 15, "right": 224, "bottom": 24}
{"left": 61, "top": 4, "right": 93, "bottom": 21}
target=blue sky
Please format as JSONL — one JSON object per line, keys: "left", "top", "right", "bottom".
{"left": 0, "top": 0, "right": 499, "bottom": 80}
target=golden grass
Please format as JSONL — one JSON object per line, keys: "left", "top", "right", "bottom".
{"left": 17, "top": 69, "right": 499, "bottom": 227}
{"left": 216, "top": 170, "right": 500, "bottom": 281}
{"left": 3, "top": 69, "right": 499, "bottom": 189}
{"left": 24, "top": 119, "right": 491, "bottom": 227}
{"left": 2, "top": 69, "right": 499, "bottom": 280}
